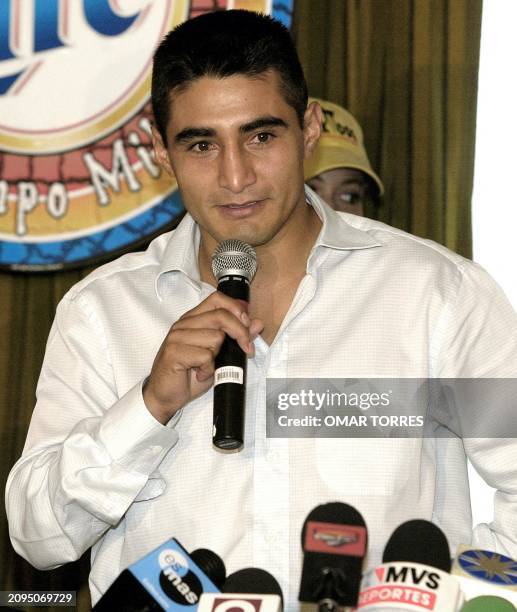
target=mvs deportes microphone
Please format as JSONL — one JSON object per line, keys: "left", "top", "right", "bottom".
{"left": 211, "top": 239, "right": 257, "bottom": 451}
{"left": 298, "top": 502, "right": 368, "bottom": 610}
{"left": 198, "top": 567, "right": 283, "bottom": 611}
{"left": 357, "top": 519, "right": 463, "bottom": 611}
{"left": 382, "top": 519, "right": 451, "bottom": 571}
{"left": 93, "top": 539, "right": 225, "bottom": 611}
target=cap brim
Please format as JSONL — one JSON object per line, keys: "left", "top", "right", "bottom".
{"left": 305, "top": 139, "right": 384, "bottom": 196}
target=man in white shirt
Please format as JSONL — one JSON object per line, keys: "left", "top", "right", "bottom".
{"left": 6, "top": 9, "right": 517, "bottom": 610}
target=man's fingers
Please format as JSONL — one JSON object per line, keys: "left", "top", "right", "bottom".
{"left": 166, "top": 328, "right": 226, "bottom": 356}
{"left": 250, "top": 318, "right": 265, "bottom": 338}
{"left": 180, "top": 291, "right": 249, "bottom": 324}
{"left": 172, "top": 309, "right": 253, "bottom": 354}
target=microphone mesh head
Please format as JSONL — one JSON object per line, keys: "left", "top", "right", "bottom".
{"left": 212, "top": 239, "right": 257, "bottom": 282}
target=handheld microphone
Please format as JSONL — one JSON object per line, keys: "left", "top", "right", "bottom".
{"left": 451, "top": 545, "right": 517, "bottom": 606}
{"left": 198, "top": 568, "right": 283, "bottom": 611}
{"left": 298, "top": 502, "right": 368, "bottom": 610}
{"left": 93, "top": 539, "right": 225, "bottom": 611}
{"left": 211, "top": 239, "right": 257, "bottom": 451}
{"left": 357, "top": 519, "right": 463, "bottom": 611}
{"left": 460, "top": 595, "right": 516, "bottom": 611}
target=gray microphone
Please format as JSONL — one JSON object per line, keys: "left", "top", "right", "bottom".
{"left": 211, "top": 240, "right": 257, "bottom": 451}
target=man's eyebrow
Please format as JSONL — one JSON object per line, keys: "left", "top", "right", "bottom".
{"left": 174, "top": 127, "right": 216, "bottom": 144}
{"left": 240, "top": 116, "right": 288, "bottom": 133}
{"left": 173, "top": 116, "right": 288, "bottom": 145}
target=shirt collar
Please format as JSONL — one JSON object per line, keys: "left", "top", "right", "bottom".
{"left": 305, "top": 184, "right": 382, "bottom": 251}
{"left": 155, "top": 185, "right": 382, "bottom": 299}
{"left": 155, "top": 213, "right": 202, "bottom": 299}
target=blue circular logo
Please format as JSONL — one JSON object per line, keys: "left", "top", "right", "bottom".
{"left": 458, "top": 549, "right": 517, "bottom": 586}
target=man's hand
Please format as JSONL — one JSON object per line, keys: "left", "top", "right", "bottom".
{"left": 143, "top": 292, "right": 264, "bottom": 424}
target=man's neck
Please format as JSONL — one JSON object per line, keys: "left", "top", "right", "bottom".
{"left": 197, "top": 203, "right": 321, "bottom": 345}
{"left": 197, "top": 203, "right": 321, "bottom": 290}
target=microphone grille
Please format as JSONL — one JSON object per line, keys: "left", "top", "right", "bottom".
{"left": 212, "top": 239, "right": 257, "bottom": 282}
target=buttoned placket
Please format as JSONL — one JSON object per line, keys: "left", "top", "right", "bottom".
{"left": 251, "top": 271, "right": 318, "bottom": 603}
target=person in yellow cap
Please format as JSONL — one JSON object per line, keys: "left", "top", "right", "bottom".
{"left": 305, "top": 97, "right": 384, "bottom": 216}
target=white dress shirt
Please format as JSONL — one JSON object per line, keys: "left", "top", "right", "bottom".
{"left": 5, "top": 188, "right": 517, "bottom": 609}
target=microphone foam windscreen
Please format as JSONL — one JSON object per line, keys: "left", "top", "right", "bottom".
{"left": 190, "top": 548, "right": 226, "bottom": 589}
{"left": 382, "top": 519, "right": 451, "bottom": 572}
{"left": 222, "top": 568, "right": 283, "bottom": 602}
{"left": 299, "top": 502, "right": 368, "bottom": 607}
{"left": 460, "top": 595, "right": 516, "bottom": 611}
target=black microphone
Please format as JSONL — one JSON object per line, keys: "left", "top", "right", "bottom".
{"left": 382, "top": 519, "right": 451, "bottom": 571}
{"left": 198, "top": 567, "right": 283, "bottom": 611}
{"left": 211, "top": 239, "right": 257, "bottom": 451}
{"left": 93, "top": 539, "right": 225, "bottom": 611}
{"left": 356, "top": 519, "right": 462, "bottom": 611}
{"left": 298, "top": 502, "right": 368, "bottom": 610}
{"left": 222, "top": 567, "right": 283, "bottom": 601}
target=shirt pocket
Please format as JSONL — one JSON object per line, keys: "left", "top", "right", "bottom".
{"left": 314, "top": 439, "right": 420, "bottom": 497}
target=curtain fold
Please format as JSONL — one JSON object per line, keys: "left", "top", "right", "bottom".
{"left": 0, "top": 2, "right": 483, "bottom": 609}
{"left": 293, "top": 0, "right": 482, "bottom": 255}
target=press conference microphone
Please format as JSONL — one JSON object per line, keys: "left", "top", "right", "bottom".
{"left": 451, "top": 545, "right": 517, "bottom": 606}
{"left": 198, "top": 567, "right": 283, "bottom": 611}
{"left": 382, "top": 519, "right": 452, "bottom": 570}
{"left": 460, "top": 595, "right": 516, "bottom": 611}
{"left": 211, "top": 239, "right": 258, "bottom": 451}
{"left": 93, "top": 539, "right": 225, "bottom": 611}
{"left": 298, "top": 502, "right": 368, "bottom": 610}
{"left": 357, "top": 519, "right": 463, "bottom": 611}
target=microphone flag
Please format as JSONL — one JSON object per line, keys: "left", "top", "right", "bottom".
{"left": 357, "top": 561, "right": 463, "bottom": 611}
{"left": 93, "top": 538, "right": 221, "bottom": 610}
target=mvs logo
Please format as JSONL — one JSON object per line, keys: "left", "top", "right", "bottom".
{"left": 383, "top": 565, "right": 441, "bottom": 589}
{"left": 0, "top": 0, "right": 293, "bottom": 270}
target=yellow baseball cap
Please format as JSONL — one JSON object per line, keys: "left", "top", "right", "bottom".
{"left": 305, "top": 97, "right": 384, "bottom": 196}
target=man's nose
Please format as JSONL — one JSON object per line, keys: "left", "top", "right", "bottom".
{"left": 218, "top": 144, "right": 257, "bottom": 193}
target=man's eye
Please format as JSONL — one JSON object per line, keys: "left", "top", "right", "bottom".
{"left": 190, "top": 141, "right": 213, "bottom": 152}
{"left": 253, "top": 132, "right": 275, "bottom": 144}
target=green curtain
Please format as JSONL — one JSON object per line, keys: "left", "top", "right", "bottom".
{"left": 0, "top": 2, "right": 482, "bottom": 610}
{"left": 293, "top": 0, "right": 482, "bottom": 256}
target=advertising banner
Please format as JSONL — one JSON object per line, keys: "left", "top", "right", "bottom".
{"left": 0, "top": 0, "right": 293, "bottom": 271}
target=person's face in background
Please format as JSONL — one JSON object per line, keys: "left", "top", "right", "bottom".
{"left": 307, "top": 167, "right": 371, "bottom": 216}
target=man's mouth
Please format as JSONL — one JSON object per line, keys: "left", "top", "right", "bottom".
{"left": 217, "top": 199, "right": 266, "bottom": 217}
{"left": 222, "top": 200, "right": 261, "bottom": 208}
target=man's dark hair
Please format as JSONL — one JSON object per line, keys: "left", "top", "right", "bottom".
{"left": 151, "top": 10, "right": 308, "bottom": 145}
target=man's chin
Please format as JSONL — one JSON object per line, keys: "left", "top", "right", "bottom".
{"left": 206, "top": 226, "right": 271, "bottom": 249}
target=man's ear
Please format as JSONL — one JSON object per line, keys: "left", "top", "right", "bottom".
{"left": 151, "top": 125, "right": 174, "bottom": 176}
{"left": 303, "top": 101, "right": 323, "bottom": 159}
